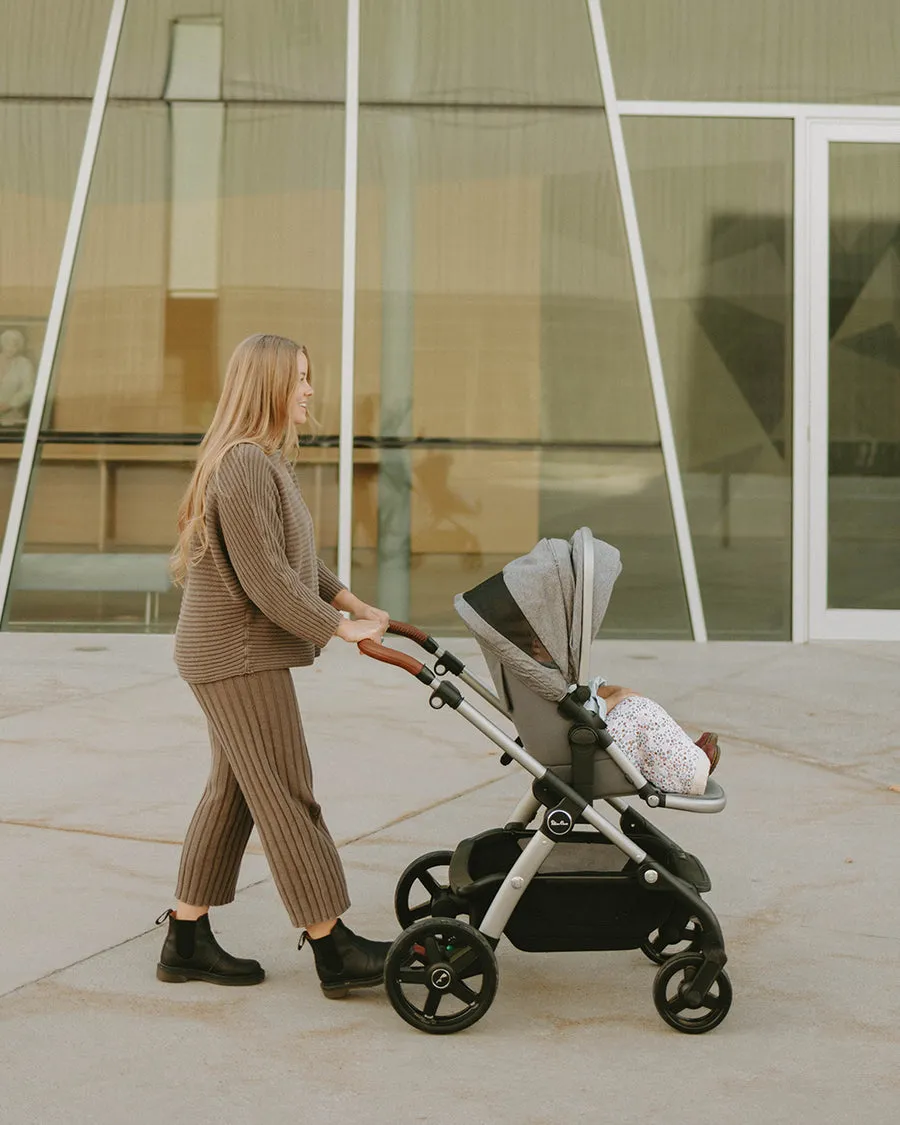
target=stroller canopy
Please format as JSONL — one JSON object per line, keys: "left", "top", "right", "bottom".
{"left": 454, "top": 528, "right": 622, "bottom": 703}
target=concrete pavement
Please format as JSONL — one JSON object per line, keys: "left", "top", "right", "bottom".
{"left": 1, "top": 633, "right": 898, "bottom": 1124}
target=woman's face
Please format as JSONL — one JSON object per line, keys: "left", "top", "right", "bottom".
{"left": 291, "top": 351, "right": 313, "bottom": 425}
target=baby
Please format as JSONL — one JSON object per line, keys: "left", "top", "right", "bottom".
{"left": 584, "top": 676, "right": 719, "bottom": 796}
{"left": 526, "top": 635, "right": 719, "bottom": 796}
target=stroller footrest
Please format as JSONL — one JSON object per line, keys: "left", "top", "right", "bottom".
{"left": 657, "top": 778, "right": 726, "bottom": 813}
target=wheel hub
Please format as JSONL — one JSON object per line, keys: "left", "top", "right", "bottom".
{"left": 679, "top": 983, "right": 704, "bottom": 1008}
{"left": 429, "top": 965, "right": 453, "bottom": 991}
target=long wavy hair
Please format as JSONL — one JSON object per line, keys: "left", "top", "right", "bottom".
{"left": 171, "top": 333, "right": 309, "bottom": 586}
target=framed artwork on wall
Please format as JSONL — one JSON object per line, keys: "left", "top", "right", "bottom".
{"left": 0, "top": 318, "right": 45, "bottom": 431}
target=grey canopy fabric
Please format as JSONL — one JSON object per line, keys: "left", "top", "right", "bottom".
{"left": 454, "top": 528, "right": 622, "bottom": 703}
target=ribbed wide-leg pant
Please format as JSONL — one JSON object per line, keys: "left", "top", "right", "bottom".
{"left": 175, "top": 668, "right": 350, "bottom": 928}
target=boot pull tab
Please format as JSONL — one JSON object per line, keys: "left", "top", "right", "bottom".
{"left": 155, "top": 908, "right": 174, "bottom": 926}
{"left": 297, "top": 931, "right": 309, "bottom": 951}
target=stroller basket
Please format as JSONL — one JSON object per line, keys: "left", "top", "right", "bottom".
{"left": 449, "top": 811, "right": 710, "bottom": 953}
{"left": 451, "top": 828, "right": 674, "bottom": 952}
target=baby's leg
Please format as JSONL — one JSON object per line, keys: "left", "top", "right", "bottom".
{"left": 605, "top": 695, "right": 709, "bottom": 795}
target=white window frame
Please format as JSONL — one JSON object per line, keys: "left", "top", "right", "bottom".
{"left": 619, "top": 103, "right": 900, "bottom": 642}
{"left": 805, "top": 118, "right": 900, "bottom": 640}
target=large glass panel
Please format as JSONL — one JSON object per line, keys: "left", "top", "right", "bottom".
{"left": 6, "top": 2, "right": 344, "bottom": 630}
{"left": 1, "top": 0, "right": 109, "bottom": 547}
{"left": 604, "top": 0, "right": 900, "bottom": 104}
{"left": 827, "top": 143, "right": 900, "bottom": 610}
{"left": 110, "top": 0, "right": 346, "bottom": 101}
{"left": 0, "top": 0, "right": 112, "bottom": 98}
{"left": 626, "top": 118, "right": 793, "bottom": 639}
{"left": 361, "top": 0, "right": 601, "bottom": 107}
{"left": 353, "top": 98, "right": 690, "bottom": 636}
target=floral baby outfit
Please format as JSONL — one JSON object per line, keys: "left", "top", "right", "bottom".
{"left": 584, "top": 677, "right": 709, "bottom": 796}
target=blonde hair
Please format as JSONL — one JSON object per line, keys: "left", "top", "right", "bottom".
{"left": 171, "top": 333, "right": 309, "bottom": 586}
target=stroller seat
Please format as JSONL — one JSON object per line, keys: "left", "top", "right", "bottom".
{"left": 500, "top": 663, "right": 727, "bottom": 814}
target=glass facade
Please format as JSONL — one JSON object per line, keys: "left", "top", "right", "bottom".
{"left": 4, "top": 1, "right": 345, "bottom": 629}
{"left": 351, "top": 104, "right": 689, "bottom": 635}
{"left": 0, "top": 0, "right": 110, "bottom": 556}
{"left": 604, "top": 0, "right": 900, "bottom": 104}
{"left": 359, "top": 0, "right": 602, "bottom": 107}
{"left": 626, "top": 118, "right": 794, "bottom": 639}
{"left": 827, "top": 143, "right": 900, "bottom": 610}
{"left": 2, "top": 0, "right": 899, "bottom": 640}
{"left": 352, "top": 0, "right": 688, "bottom": 635}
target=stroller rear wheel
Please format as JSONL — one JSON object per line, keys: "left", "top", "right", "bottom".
{"left": 394, "top": 850, "right": 462, "bottom": 927}
{"left": 652, "top": 952, "right": 732, "bottom": 1034}
{"left": 385, "top": 918, "right": 498, "bottom": 1035}
{"left": 640, "top": 917, "right": 704, "bottom": 964}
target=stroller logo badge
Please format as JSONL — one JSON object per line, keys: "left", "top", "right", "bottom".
{"left": 547, "top": 809, "right": 574, "bottom": 836}
{"left": 430, "top": 967, "right": 452, "bottom": 991}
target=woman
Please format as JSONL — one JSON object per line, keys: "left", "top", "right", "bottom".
{"left": 156, "top": 333, "right": 391, "bottom": 999}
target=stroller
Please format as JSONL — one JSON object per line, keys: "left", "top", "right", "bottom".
{"left": 360, "top": 528, "right": 731, "bottom": 1035}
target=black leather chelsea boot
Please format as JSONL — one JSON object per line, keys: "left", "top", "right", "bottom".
{"left": 156, "top": 909, "right": 265, "bottom": 986}
{"left": 300, "top": 919, "right": 392, "bottom": 999}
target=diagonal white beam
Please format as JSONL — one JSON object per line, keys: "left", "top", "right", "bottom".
{"left": 0, "top": 0, "right": 129, "bottom": 625}
{"left": 586, "top": 0, "right": 707, "bottom": 641}
{"left": 792, "top": 114, "right": 812, "bottom": 642}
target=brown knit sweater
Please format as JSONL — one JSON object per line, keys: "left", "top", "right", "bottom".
{"left": 174, "top": 442, "right": 345, "bottom": 683}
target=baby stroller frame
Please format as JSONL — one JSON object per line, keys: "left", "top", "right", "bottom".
{"left": 360, "top": 532, "right": 731, "bottom": 1036}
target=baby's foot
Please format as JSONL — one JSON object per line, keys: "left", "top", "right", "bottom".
{"left": 696, "top": 731, "right": 721, "bottom": 773}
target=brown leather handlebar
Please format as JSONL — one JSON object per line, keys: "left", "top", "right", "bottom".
{"left": 386, "top": 620, "right": 432, "bottom": 648}
{"left": 358, "top": 638, "right": 426, "bottom": 678}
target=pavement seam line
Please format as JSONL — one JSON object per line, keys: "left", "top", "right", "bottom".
{"left": 334, "top": 773, "right": 510, "bottom": 849}
{"left": 664, "top": 647, "right": 806, "bottom": 707}
{"left": 0, "top": 771, "right": 510, "bottom": 1001}
{"left": 677, "top": 726, "right": 899, "bottom": 785}
{"left": 0, "top": 819, "right": 188, "bottom": 847}
{"left": 0, "top": 773, "right": 510, "bottom": 850}
{"left": 0, "top": 670, "right": 181, "bottom": 723}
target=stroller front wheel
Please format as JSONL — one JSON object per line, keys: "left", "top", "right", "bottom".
{"left": 652, "top": 952, "right": 732, "bottom": 1034}
{"left": 385, "top": 918, "right": 498, "bottom": 1035}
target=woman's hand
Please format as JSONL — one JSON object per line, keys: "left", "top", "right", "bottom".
{"left": 332, "top": 590, "right": 390, "bottom": 631}
{"left": 354, "top": 601, "right": 390, "bottom": 632}
{"left": 596, "top": 685, "right": 640, "bottom": 713}
{"left": 336, "top": 617, "right": 386, "bottom": 644}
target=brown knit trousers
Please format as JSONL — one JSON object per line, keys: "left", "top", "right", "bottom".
{"left": 175, "top": 668, "right": 350, "bottom": 928}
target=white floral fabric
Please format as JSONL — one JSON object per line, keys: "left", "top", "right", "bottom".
{"left": 604, "top": 695, "right": 709, "bottom": 796}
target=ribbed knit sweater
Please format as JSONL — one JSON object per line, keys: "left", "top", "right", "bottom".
{"left": 174, "top": 442, "right": 345, "bottom": 684}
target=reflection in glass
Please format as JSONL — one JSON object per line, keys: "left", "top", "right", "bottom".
{"left": 604, "top": 0, "right": 900, "bottom": 104}
{"left": 827, "top": 144, "right": 900, "bottom": 610}
{"left": 110, "top": 0, "right": 346, "bottom": 102}
{"left": 0, "top": 0, "right": 112, "bottom": 98}
{"left": 540, "top": 450, "right": 690, "bottom": 637}
{"left": 221, "top": 107, "right": 345, "bottom": 436}
{"left": 0, "top": 98, "right": 94, "bottom": 538}
{"left": 354, "top": 100, "right": 690, "bottom": 635}
{"left": 626, "top": 118, "right": 793, "bottom": 638}
{"left": 6, "top": 3, "right": 345, "bottom": 629}
{"left": 360, "top": 0, "right": 601, "bottom": 107}
{"left": 7, "top": 452, "right": 337, "bottom": 630}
